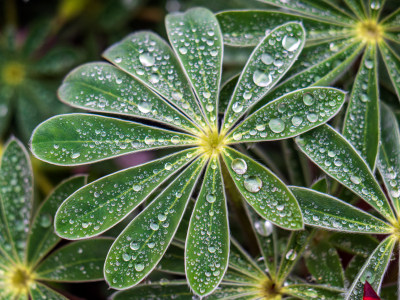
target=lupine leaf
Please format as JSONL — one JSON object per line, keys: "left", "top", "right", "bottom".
{"left": 284, "top": 284, "right": 345, "bottom": 299}
{"left": 223, "top": 267, "right": 261, "bottom": 284}
{"left": 343, "top": 0, "right": 367, "bottom": 19}
{"left": 329, "top": 233, "right": 379, "bottom": 257}
{"left": 58, "top": 63, "right": 200, "bottom": 135}
{"left": 35, "top": 238, "right": 113, "bottom": 282}
{"left": 157, "top": 243, "right": 185, "bottom": 275}
{"left": 296, "top": 125, "right": 396, "bottom": 223}
{"left": 103, "top": 31, "right": 208, "bottom": 129}
{"left": 227, "top": 87, "right": 345, "bottom": 143}
{"left": 343, "top": 44, "right": 379, "bottom": 169}
{"left": 186, "top": 157, "right": 229, "bottom": 296}
{"left": 345, "top": 255, "right": 367, "bottom": 283}
{"left": 30, "top": 113, "right": 199, "bottom": 166}
{"left": 104, "top": 157, "right": 206, "bottom": 289}
{"left": 346, "top": 236, "right": 395, "bottom": 299}
{"left": 379, "top": 41, "right": 400, "bottom": 101}
{"left": 222, "top": 147, "right": 303, "bottom": 230}
{"left": 27, "top": 175, "right": 87, "bottom": 266}
{"left": 0, "top": 139, "right": 33, "bottom": 262}
{"left": 55, "top": 148, "right": 200, "bottom": 239}
{"left": 222, "top": 22, "right": 305, "bottom": 132}
{"left": 29, "top": 283, "right": 68, "bottom": 300}
{"left": 216, "top": 10, "right": 350, "bottom": 47}
{"left": 378, "top": 102, "right": 400, "bottom": 215}
{"left": 290, "top": 187, "right": 392, "bottom": 233}
{"left": 21, "top": 19, "right": 51, "bottom": 56}
{"left": 206, "top": 284, "right": 259, "bottom": 299}
{"left": 219, "top": 75, "right": 239, "bottom": 114}
{"left": 381, "top": 8, "right": 400, "bottom": 29}
{"left": 166, "top": 8, "right": 222, "bottom": 129}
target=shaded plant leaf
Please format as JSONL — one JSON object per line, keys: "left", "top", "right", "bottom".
{"left": 345, "top": 255, "right": 367, "bottom": 283}
{"left": 343, "top": 0, "right": 367, "bottom": 19}
{"left": 284, "top": 284, "right": 345, "bottom": 299}
{"left": 157, "top": 243, "right": 185, "bottom": 275}
{"left": 379, "top": 41, "right": 400, "bottom": 101}
{"left": 29, "top": 283, "right": 68, "bottom": 300}
{"left": 206, "top": 284, "right": 259, "bottom": 299}
{"left": 329, "top": 233, "right": 379, "bottom": 257}
{"left": 381, "top": 8, "right": 400, "bottom": 29}
{"left": 219, "top": 75, "right": 239, "bottom": 115}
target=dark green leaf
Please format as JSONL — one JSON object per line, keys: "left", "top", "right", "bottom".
{"left": 29, "top": 283, "right": 68, "bottom": 300}
{"left": 345, "top": 255, "right": 367, "bottom": 283}
{"left": 329, "top": 232, "right": 379, "bottom": 257}
{"left": 284, "top": 284, "right": 345, "bottom": 299}
{"left": 157, "top": 243, "right": 185, "bottom": 275}
{"left": 379, "top": 41, "right": 400, "bottom": 101}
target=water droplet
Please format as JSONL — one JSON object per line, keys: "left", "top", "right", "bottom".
{"left": 171, "top": 136, "right": 180, "bottom": 144}
{"left": 282, "top": 35, "right": 301, "bottom": 52}
{"left": 365, "top": 59, "right": 374, "bottom": 69}
{"left": 208, "top": 246, "right": 216, "bottom": 253}
{"left": 122, "top": 253, "right": 131, "bottom": 261}
{"left": 244, "top": 176, "right": 262, "bottom": 193}
{"left": 132, "top": 184, "right": 142, "bottom": 192}
{"left": 145, "top": 136, "right": 155, "bottom": 145}
{"left": 203, "top": 91, "right": 211, "bottom": 99}
{"left": 135, "top": 263, "right": 144, "bottom": 272}
{"left": 254, "top": 220, "right": 273, "bottom": 236}
{"left": 115, "top": 57, "right": 122, "bottom": 63}
{"left": 149, "top": 73, "right": 160, "bottom": 84}
{"left": 253, "top": 70, "right": 272, "bottom": 87}
{"left": 285, "top": 249, "right": 297, "bottom": 261}
{"left": 307, "top": 113, "right": 318, "bottom": 123}
{"left": 231, "top": 158, "right": 247, "bottom": 175}
{"left": 150, "top": 222, "right": 159, "bottom": 231}
{"left": 71, "top": 153, "right": 81, "bottom": 159}
{"left": 39, "top": 214, "right": 52, "bottom": 228}
{"left": 233, "top": 132, "right": 242, "bottom": 141}
{"left": 172, "top": 91, "right": 183, "bottom": 101}
{"left": 179, "top": 47, "right": 188, "bottom": 55}
{"left": 360, "top": 93, "right": 369, "bottom": 102}
{"left": 206, "top": 193, "right": 216, "bottom": 203}
{"left": 261, "top": 53, "right": 273, "bottom": 65}
{"left": 139, "top": 52, "right": 155, "bottom": 67}
{"left": 130, "top": 242, "right": 139, "bottom": 250}
{"left": 303, "top": 93, "right": 314, "bottom": 106}
{"left": 269, "top": 118, "right": 285, "bottom": 133}
{"left": 291, "top": 116, "right": 303, "bottom": 126}
{"left": 158, "top": 214, "right": 167, "bottom": 221}
{"left": 350, "top": 175, "right": 361, "bottom": 185}
{"left": 243, "top": 91, "right": 252, "bottom": 100}
{"left": 138, "top": 101, "right": 152, "bottom": 113}
{"left": 232, "top": 102, "right": 243, "bottom": 113}
{"left": 164, "top": 163, "right": 172, "bottom": 170}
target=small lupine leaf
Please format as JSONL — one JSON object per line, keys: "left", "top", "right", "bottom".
{"left": 345, "top": 255, "right": 367, "bottom": 283}
{"left": 227, "top": 87, "right": 345, "bottom": 143}
{"left": 296, "top": 125, "right": 396, "bottom": 223}
{"left": 166, "top": 8, "right": 222, "bottom": 129}
{"left": 284, "top": 284, "right": 345, "bottom": 299}
{"left": 304, "top": 241, "right": 345, "bottom": 287}
{"left": 104, "top": 157, "right": 206, "bottom": 289}
{"left": 58, "top": 63, "right": 201, "bottom": 135}
{"left": 27, "top": 175, "right": 87, "bottom": 266}
{"left": 378, "top": 41, "right": 400, "bottom": 101}
{"left": 244, "top": 203, "right": 277, "bottom": 279}
{"left": 206, "top": 284, "right": 259, "bottom": 299}
{"left": 276, "top": 229, "right": 312, "bottom": 284}
{"left": 219, "top": 75, "right": 239, "bottom": 114}
{"left": 345, "top": 236, "right": 395, "bottom": 299}
{"left": 111, "top": 281, "right": 193, "bottom": 300}
{"left": 222, "top": 22, "right": 305, "bottom": 132}
{"left": 186, "top": 157, "right": 229, "bottom": 296}
{"left": 343, "top": 44, "right": 379, "bottom": 169}
{"left": 258, "top": 0, "right": 356, "bottom": 25}
{"left": 157, "top": 243, "right": 185, "bottom": 275}
{"left": 222, "top": 147, "right": 303, "bottom": 230}
{"left": 381, "top": 8, "right": 400, "bottom": 29}
{"left": 55, "top": 148, "right": 200, "bottom": 239}
{"left": 103, "top": 31, "right": 208, "bottom": 130}
{"left": 378, "top": 102, "right": 400, "bottom": 215}
{"left": 30, "top": 113, "right": 199, "bottom": 166}
{"left": 343, "top": 0, "right": 367, "bottom": 19}
{"left": 0, "top": 138, "right": 33, "bottom": 262}
{"left": 29, "top": 283, "right": 68, "bottom": 300}
{"left": 290, "top": 187, "right": 392, "bottom": 233}
{"left": 35, "top": 238, "right": 113, "bottom": 282}
{"left": 329, "top": 233, "right": 379, "bottom": 257}
{"left": 216, "top": 10, "right": 351, "bottom": 47}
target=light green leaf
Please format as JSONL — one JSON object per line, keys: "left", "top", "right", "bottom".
{"left": 284, "top": 284, "right": 345, "bottom": 299}
{"left": 29, "top": 283, "right": 68, "bottom": 300}
{"left": 329, "top": 232, "right": 379, "bottom": 257}
{"left": 296, "top": 125, "right": 396, "bottom": 223}
{"left": 103, "top": 31, "right": 208, "bottom": 129}
{"left": 290, "top": 187, "right": 392, "bottom": 233}
{"left": 222, "top": 22, "right": 305, "bottom": 132}
{"left": 166, "top": 8, "right": 222, "bottom": 129}
{"left": 30, "top": 113, "right": 199, "bottom": 166}
{"left": 0, "top": 138, "right": 33, "bottom": 262}
{"left": 35, "top": 238, "right": 113, "bottom": 282}
{"left": 55, "top": 148, "right": 200, "bottom": 239}
{"left": 222, "top": 147, "right": 303, "bottom": 230}
{"left": 381, "top": 8, "right": 400, "bottom": 29}
{"left": 343, "top": 0, "right": 367, "bottom": 19}
{"left": 58, "top": 63, "right": 201, "bottom": 135}
{"left": 343, "top": 44, "right": 379, "bottom": 169}
{"left": 276, "top": 229, "right": 311, "bottom": 284}
{"left": 227, "top": 87, "right": 345, "bottom": 143}
{"left": 216, "top": 10, "right": 351, "bottom": 47}
{"left": 379, "top": 41, "right": 400, "bottom": 101}
{"left": 104, "top": 156, "right": 206, "bottom": 289}
{"left": 27, "top": 175, "right": 87, "bottom": 266}
{"left": 157, "top": 243, "right": 185, "bottom": 275}
{"left": 345, "top": 236, "right": 395, "bottom": 299}
{"left": 186, "top": 157, "right": 229, "bottom": 296}
{"left": 378, "top": 102, "right": 400, "bottom": 216}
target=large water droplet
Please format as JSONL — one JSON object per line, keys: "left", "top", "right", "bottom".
{"left": 135, "top": 263, "right": 144, "bottom": 272}
{"left": 253, "top": 70, "right": 272, "bottom": 87}
{"left": 244, "top": 176, "right": 262, "bottom": 193}
{"left": 231, "top": 158, "right": 247, "bottom": 175}
{"left": 122, "top": 253, "right": 131, "bottom": 261}
{"left": 261, "top": 53, "right": 273, "bottom": 65}
{"left": 285, "top": 249, "right": 297, "bottom": 260}
{"left": 179, "top": 47, "right": 188, "bottom": 55}
{"left": 130, "top": 242, "right": 139, "bottom": 250}
{"left": 208, "top": 246, "right": 216, "bottom": 253}
{"left": 291, "top": 116, "right": 303, "bottom": 126}
{"left": 138, "top": 101, "right": 152, "bottom": 113}
{"left": 39, "top": 214, "right": 52, "bottom": 228}
{"left": 269, "top": 118, "right": 285, "bottom": 133}
{"left": 206, "top": 193, "right": 216, "bottom": 203}
{"left": 254, "top": 220, "right": 273, "bottom": 236}
{"left": 150, "top": 222, "right": 159, "bottom": 230}
{"left": 303, "top": 93, "right": 314, "bottom": 106}
{"left": 71, "top": 153, "right": 81, "bottom": 159}
{"left": 282, "top": 35, "right": 301, "bottom": 52}
{"left": 139, "top": 52, "right": 155, "bottom": 67}
{"left": 232, "top": 102, "right": 243, "bottom": 113}
{"left": 350, "top": 175, "right": 361, "bottom": 185}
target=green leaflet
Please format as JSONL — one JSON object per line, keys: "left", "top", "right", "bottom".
{"left": 329, "top": 233, "right": 379, "bottom": 257}
{"left": 157, "top": 243, "right": 185, "bottom": 275}
{"left": 55, "top": 148, "right": 200, "bottom": 239}
{"left": 284, "top": 284, "right": 345, "bottom": 299}
{"left": 381, "top": 8, "right": 400, "bottom": 29}
{"left": 223, "top": 267, "right": 261, "bottom": 285}
{"left": 343, "top": 44, "right": 379, "bottom": 169}
{"left": 0, "top": 139, "right": 33, "bottom": 262}
{"left": 29, "top": 283, "right": 68, "bottom": 300}
{"left": 378, "top": 102, "right": 400, "bottom": 216}
{"left": 104, "top": 156, "right": 206, "bottom": 289}
{"left": 58, "top": 63, "right": 200, "bottom": 135}
{"left": 103, "top": 31, "right": 208, "bottom": 129}
{"left": 222, "top": 147, "right": 303, "bottom": 230}
{"left": 345, "top": 255, "right": 367, "bottom": 283}
{"left": 206, "top": 284, "right": 259, "bottom": 299}
{"left": 27, "top": 176, "right": 87, "bottom": 266}
{"left": 227, "top": 87, "right": 345, "bottom": 143}
{"left": 30, "top": 113, "right": 199, "bottom": 166}
{"left": 343, "top": 0, "right": 367, "bottom": 19}
{"left": 296, "top": 125, "right": 396, "bottom": 223}
{"left": 290, "top": 187, "right": 392, "bottom": 234}
{"left": 216, "top": 10, "right": 351, "bottom": 47}
{"left": 112, "top": 281, "right": 193, "bottom": 299}
{"left": 219, "top": 75, "right": 239, "bottom": 114}
{"left": 345, "top": 236, "right": 396, "bottom": 299}
{"left": 369, "top": 0, "right": 385, "bottom": 20}
{"left": 166, "top": 8, "right": 222, "bottom": 129}
{"left": 186, "top": 157, "right": 229, "bottom": 296}
{"left": 35, "top": 238, "right": 113, "bottom": 281}
{"left": 222, "top": 22, "right": 305, "bottom": 132}
{"left": 0, "top": 87, "right": 13, "bottom": 138}
{"left": 21, "top": 19, "right": 52, "bottom": 56}
{"left": 379, "top": 41, "right": 400, "bottom": 102}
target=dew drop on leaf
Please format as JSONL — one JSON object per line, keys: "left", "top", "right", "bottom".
{"left": 138, "top": 101, "right": 152, "bottom": 113}
{"left": 285, "top": 249, "right": 297, "bottom": 261}
{"left": 269, "top": 118, "right": 285, "bottom": 133}
{"left": 303, "top": 93, "right": 315, "bottom": 106}
{"left": 130, "top": 242, "right": 139, "bottom": 251}
{"left": 39, "top": 214, "right": 52, "bottom": 228}
{"left": 244, "top": 176, "right": 262, "bottom": 193}
{"left": 231, "top": 158, "right": 247, "bottom": 174}
{"left": 253, "top": 70, "right": 272, "bottom": 87}
{"left": 150, "top": 222, "right": 159, "bottom": 230}
{"left": 254, "top": 220, "right": 273, "bottom": 236}
{"left": 208, "top": 246, "right": 216, "bottom": 253}
{"left": 282, "top": 35, "right": 301, "bottom": 52}
{"left": 232, "top": 102, "right": 244, "bottom": 113}
{"left": 206, "top": 193, "right": 216, "bottom": 203}
{"left": 135, "top": 263, "right": 144, "bottom": 272}
{"left": 261, "top": 53, "right": 273, "bottom": 65}
{"left": 139, "top": 52, "right": 155, "bottom": 67}
{"left": 122, "top": 253, "right": 131, "bottom": 261}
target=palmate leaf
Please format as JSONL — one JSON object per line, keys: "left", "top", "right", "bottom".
{"left": 296, "top": 124, "right": 396, "bottom": 223}
{"left": 227, "top": 87, "right": 345, "bottom": 143}
{"left": 343, "top": 44, "right": 379, "bottom": 169}
{"left": 103, "top": 31, "right": 208, "bottom": 130}
{"left": 30, "top": 113, "right": 198, "bottom": 166}
{"left": 379, "top": 41, "right": 400, "bottom": 101}
{"left": 29, "top": 282, "right": 68, "bottom": 300}
{"left": 346, "top": 236, "right": 396, "bottom": 299}
{"left": 186, "top": 157, "right": 229, "bottom": 296}
{"left": 284, "top": 284, "right": 345, "bottom": 299}
{"left": 55, "top": 148, "right": 200, "bottom": 239}
{"left": 104, "top": 156, "right": 206, "bottom": 289}
{"left": 221, "top": 147, "right": 303, "bottom": 230}
{"left": 222, "top": 22, "right": 305, "bottom": 132}
{"left": 58, "top": 63, "right": 200, "bottom": 135}
{"left": 290, "top": 187, "right": 392, "bottom": 233}
{"left": 166, "top": 8, "right": 222, "bottom": 129}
